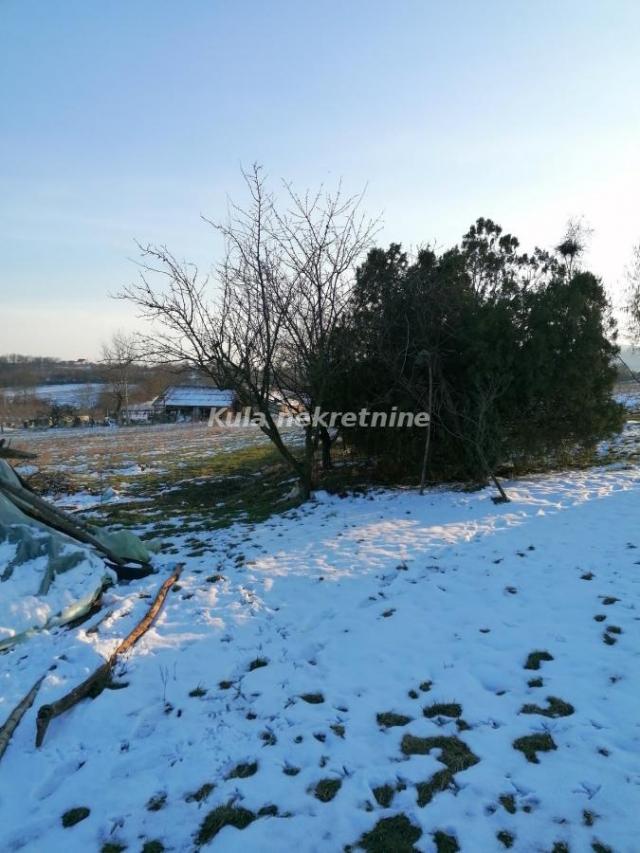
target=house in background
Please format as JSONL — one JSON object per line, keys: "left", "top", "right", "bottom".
{"left": 152, "top": 385, "right": 236, "bottom": 422}
{"left": 127, "top": 401, "right": 155, "bottom": 423}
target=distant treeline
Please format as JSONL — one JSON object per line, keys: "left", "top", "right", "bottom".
{"left": 0, "top": 357, "right": 172, "bottom": 394}
{"left": 0, "top": 356, "right": 105, "bottom": 388}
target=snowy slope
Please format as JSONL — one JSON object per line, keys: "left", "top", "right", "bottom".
{"left": 1, "top": 467, "right": 639, "bottom": 852}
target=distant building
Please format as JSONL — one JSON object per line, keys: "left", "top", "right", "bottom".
{"left": 269, "top": 389, "right": 306, "bottom": 416}
{"left": 153, "top": 386, "right": 236, "bottom": 421}
{"left": 127, "top": 401, "right": 155, "bottom": 423}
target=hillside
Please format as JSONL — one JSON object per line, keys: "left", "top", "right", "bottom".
{"left": 1, "top": 421, "right": 639, "bottom": 852}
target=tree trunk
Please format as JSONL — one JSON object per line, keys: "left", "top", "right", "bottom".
{"left": 298, "top": 472, "right": 312, "bottom": 501}
{"left": 320, "top": 427, "right": 333, "bottom": 470}
{"left": 474, "top": 430, "right": 509, "bottom": 504}
{"left": 301, "top": 425, "right": 315, "bottom": 495}
{"left": 490, "top": 472, "right": 510, "bottom": 503}
{"left": 419, "top": 361, "right": 434, "bottom": 495}
{"left": 261, "top": 410, "right": 314, "bottom": 501}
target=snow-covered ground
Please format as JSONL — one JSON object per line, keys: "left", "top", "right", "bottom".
{"left": 614, "top": 386, "right": 640, "bottom": 413}
{"left": 1, "top": 463, "right": 639, "bottom": 852}
{"left": 3, "top": 383, "right": 107, "bottom": 407}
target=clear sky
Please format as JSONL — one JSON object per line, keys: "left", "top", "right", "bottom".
{"left": 1, "top": 0, "right": 639, "bottom": 359}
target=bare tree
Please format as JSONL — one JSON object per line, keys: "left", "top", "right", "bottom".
{"left": 119, "top": 166, "right": 377, "bottom": 498}
{"left": 264, "top": 178, "right": 379, "bottom": 472}
{"left": 101, "top": 331, "right": 138, "bottom": 422}
{"left": 625, "top": 242, "right": 640, "bottom": 346}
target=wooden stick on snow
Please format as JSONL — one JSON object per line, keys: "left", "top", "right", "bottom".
{"left": 0, "top": 676, "right": 45, "bottom": 762}
{"left": 35, "top": 564, "right": 183, "bottom": 748}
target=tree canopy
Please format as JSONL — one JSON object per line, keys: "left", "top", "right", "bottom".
{"left": 326, "top": 218, "right": 623, "bottom": 483}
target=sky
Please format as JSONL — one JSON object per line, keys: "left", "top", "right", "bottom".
{"left": 1, "top": 0, "right": 639, "bottom": 359}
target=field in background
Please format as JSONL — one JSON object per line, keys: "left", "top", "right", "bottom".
{"left": 7, "top": 381, "right": 640, "bottom": 537}
{"left": 11, "top": 423, "right": 305, "bottom": 538}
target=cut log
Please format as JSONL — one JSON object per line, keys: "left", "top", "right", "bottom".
{"left": 35, "top": 564, "right": 183, "bottom": 747}
{"left": 0, "top": 676, "right": 45, "bottom": 762}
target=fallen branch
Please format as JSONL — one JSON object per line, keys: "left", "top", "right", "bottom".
{"left": 35, "top": 564, "right": 183, "bottom": 747}
{"left": 0, "top": 675, "right": 45, "bottom": 762}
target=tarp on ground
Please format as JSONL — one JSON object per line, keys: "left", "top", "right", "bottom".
{"left": 0, "top": 460, "right": 150, "bottom": 650}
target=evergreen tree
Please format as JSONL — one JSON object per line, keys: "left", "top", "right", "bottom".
{"left": 328, "top": 219, "right": 624, "bottom": 484}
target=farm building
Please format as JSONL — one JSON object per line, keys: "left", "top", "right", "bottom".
{"left": 126, "top": 402, "right": 155, "bottom": 423}
{"left": 153, "top": 385, "right": 235, "bottom": 421}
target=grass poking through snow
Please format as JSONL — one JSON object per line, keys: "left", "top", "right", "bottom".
{"left": 195, "top": 803, "right": 256, "bottom": 846}
{"left": 513, "top": 733, "right": 557, "bottom": 763}
{"left": 524, "top": 650, "right": 554, "bottom": 670}
{"left": 312, "top": 778, "right": 342, "bottom": 802}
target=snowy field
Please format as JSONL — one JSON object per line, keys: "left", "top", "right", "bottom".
{"left": 1, "top": 425, "right": 640, "bottom": 851}
{"left": 3, "top": 382, "right": 107, "bottom": 407}
{"left": 8, "top": 423, "right": 281, "bottom": 517}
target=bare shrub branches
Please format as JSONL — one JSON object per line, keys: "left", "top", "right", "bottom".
{"left": 119, "top": 165, "right": 377, "bottom": 496}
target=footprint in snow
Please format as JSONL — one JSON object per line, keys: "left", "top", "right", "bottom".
{"left": 34, "top": 758, "right": 86, "bottom": 800}
{"left": 133, "top": 718, "right": 158, "bottom": 739}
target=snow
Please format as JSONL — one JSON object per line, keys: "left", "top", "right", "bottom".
{"left": 1, "top": 467, "right": 639, "bottom": 851}
{"left": 614, "top": 380, "right": 640, "bottom": 415}
{"left": 0, "top": 537, "right": 112, "bottom": 646}
{"left": 615, "top": 390, "right": 640, "bottom": 411}
{"left": 12, "top": 464, "right": 39, "bottom": 478}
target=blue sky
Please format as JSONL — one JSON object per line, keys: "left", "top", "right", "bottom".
{"left": 1, "top": 0, "right": 639, "bottom": 358}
